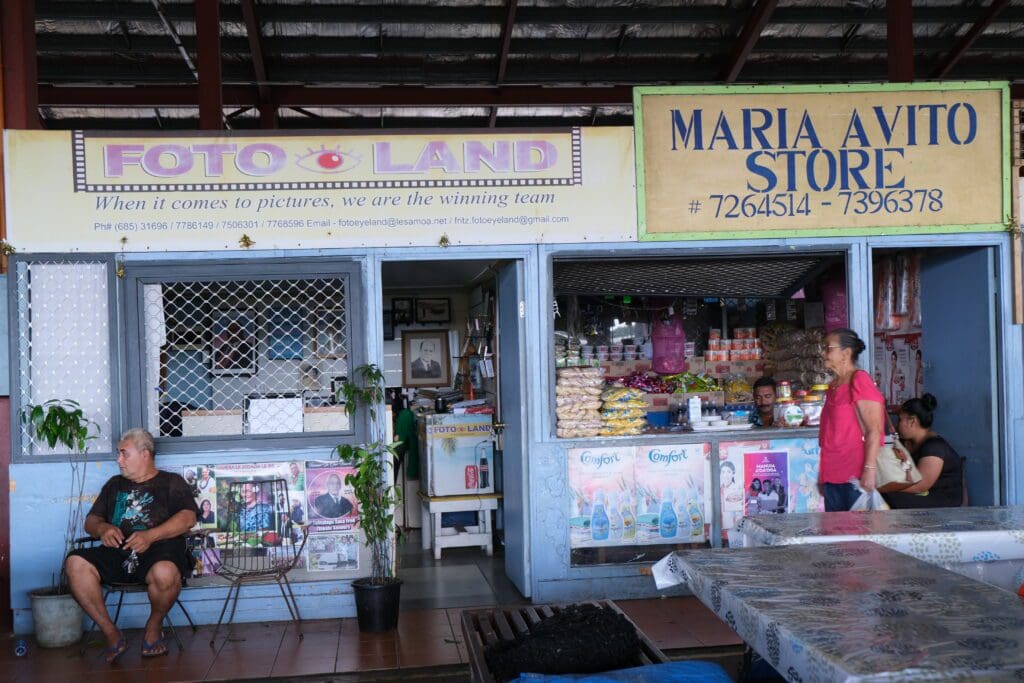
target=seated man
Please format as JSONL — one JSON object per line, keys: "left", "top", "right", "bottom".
{"left": 65, "top": 428, "right": 198, "bottom": 663}
{"left": 752, "top": 377, "right": 777, "bottom": 428}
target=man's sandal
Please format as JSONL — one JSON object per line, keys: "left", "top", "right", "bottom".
{"left": 102, "top": 636, "right": 128, "bottom": 664}
{"left": 141, "top": 633, "right": 169, "bottom": 658}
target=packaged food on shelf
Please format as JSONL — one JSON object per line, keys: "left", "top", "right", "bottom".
{"left": 555, "top": 366, "right": 605, "bottom": 438}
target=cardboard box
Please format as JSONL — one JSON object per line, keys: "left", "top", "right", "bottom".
{"left": 599, "top": 359, "right": 652, "bottom": 378}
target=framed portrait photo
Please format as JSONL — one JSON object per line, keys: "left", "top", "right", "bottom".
{"left": 402, "top": 330, "right": 450, "bottom": 388}
{"left": 392, "top": 297, "right": 414, "bottom": 325}
{"left": 415, "top": 298, "right": 450, "bottom": 324}
{"left": 210, "top": 310, "right": 257, "bottom": 376}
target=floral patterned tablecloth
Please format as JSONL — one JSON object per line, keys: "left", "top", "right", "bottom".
{"left": 656, "top": 541, "right": 1024, "bottom": 682}
{"left": 729, "top": 506, "right": 1024, "bottom": 565}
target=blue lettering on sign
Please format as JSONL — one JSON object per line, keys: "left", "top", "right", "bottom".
{"left": 668, "top": 101, "right": 978, "bottom": 195}
{"left": 580, "top": 451, "right": 621, "bottom": 469}
{"left": 648, "top": 449, "right": 688, "bottom": 465}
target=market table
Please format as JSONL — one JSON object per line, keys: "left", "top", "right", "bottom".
{"left": 728, "top": 505, "right": 1024, "bottom": 565}
{"left": 654, "top": 541, "right": 1024, "bottom": 682}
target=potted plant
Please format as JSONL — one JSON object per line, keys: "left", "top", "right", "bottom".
{"left": 334, "top": 364, "right": 404, "bottom": 632}
{"left": 21, "top": 399, "right": 100, "bottom": 647}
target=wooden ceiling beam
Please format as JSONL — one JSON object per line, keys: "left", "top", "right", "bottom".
{"left": 240, "top": 0, "right": 276, "bottom": 128}
{"left": 931, "top": 0, "right": 1010, "bottom": 78}
{"left": 490, "top": 0, "right": 519, "bottom": 127}
{"left": 720, "top": 0, "right": 779, "bottom": 83}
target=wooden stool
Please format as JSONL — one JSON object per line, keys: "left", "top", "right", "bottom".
{"left": 418, "top": 491, "right": 501, "bottom": 560}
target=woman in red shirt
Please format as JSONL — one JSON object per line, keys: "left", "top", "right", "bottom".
{"left": 818, "top": 328, "right": 886, "bottom": 511}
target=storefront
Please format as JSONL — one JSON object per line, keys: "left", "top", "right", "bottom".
{"left": 4, "top": 82, "right": 1021, "bottom": 631}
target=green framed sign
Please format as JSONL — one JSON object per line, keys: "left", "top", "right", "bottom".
{"left": 634, "top": 81, "right": 1012, "bottom": 241}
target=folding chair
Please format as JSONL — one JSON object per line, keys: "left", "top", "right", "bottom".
{"left": 208, "top": 478, "right": 309, "bottom": 646}
{"left": 74, "top": 535, "right": 198, "bottom": 655}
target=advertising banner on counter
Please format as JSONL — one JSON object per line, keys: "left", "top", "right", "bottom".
{"left": 568, "top": 443, "right": 709, "bottom": 549}
{"left": 635, "top": 82, "right": 1011, "bottom": 240}
{"left": 714, "top": 438, "right": 824, "bottom": 537}
{"left": 4, "top": 127, "right": 637, "bottom": 251}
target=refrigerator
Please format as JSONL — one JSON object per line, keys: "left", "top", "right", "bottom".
{"left": 420, "top": 414, "right": 495, "bottom": 496}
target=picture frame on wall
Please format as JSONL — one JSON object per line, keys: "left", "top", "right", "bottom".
{"left": 382, "top": 310, "right": 395, "bottom": 341}
{"left": 415, "top": 298, "right": 451, "bottom": 324}
{"left": 313, "top": 309, "right": 347, "bottom": 360}
{"left": 392, "top": 298, "right": 414, "bottom": 325}
{"left": 210, "top": 310, "right": 257, "bottom": 376}
{"left": 266, "top": 307, "right": 305, "bottom": 360}
{"left": 402, "top": 330, "right": 451, "bottom": 388}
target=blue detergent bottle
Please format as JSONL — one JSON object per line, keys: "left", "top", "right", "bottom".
{"left": 659, "top": 487, "right": 678, "bottom": 538}
{"left": 591, "top": 490, "right": 610, "bottom": 541}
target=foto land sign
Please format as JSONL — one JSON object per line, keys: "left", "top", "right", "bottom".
{"left": 635, "top": 82, "right": 1012, "bottom": 240}
{"left": 3, "top": 127, "right": 637, "bottom": 252}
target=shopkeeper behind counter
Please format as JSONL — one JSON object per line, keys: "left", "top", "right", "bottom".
{"left": 753, "top": 377, "right": 777, "bottom": 428}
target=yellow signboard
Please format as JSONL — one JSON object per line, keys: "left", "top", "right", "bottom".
{"left": 635, "top": 82, "right": 1012, "bottom": 240}
{"left": 4, "top": 128, "right": 637, "bottom": 252}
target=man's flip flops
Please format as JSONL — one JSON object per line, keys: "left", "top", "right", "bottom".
{"left": 141, "top": 633, "right": 169, "bottom": 658}
{"left": 103, "top": 636, "right": 128, "bottom": 664}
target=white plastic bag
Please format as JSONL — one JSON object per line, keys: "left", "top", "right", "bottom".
{"left": 849, "top": 479, "right": 890, "bottom": 511}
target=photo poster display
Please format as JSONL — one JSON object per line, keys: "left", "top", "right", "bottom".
{"left": 713, "top": 440, "right": 770, "bottom": 534}
{"left": 568, "top": 446, "right": 635, "bottom": 549}
{"left": 744, "top": 451, "right": 789, "bottom": 516}
{"left": 567, "top": 443, "right": 709, "bottom": 548}
{"left": 305, "top": 460, "right": 359, "bottom": 532}
{"left": 781, "top": 438, "right": 825, "bottom": 514}
{"left": 183, "top": 462, "right": 306, "bottom": 540}
{"left": 306, "top": 532, "right": 360, "bottom": 573}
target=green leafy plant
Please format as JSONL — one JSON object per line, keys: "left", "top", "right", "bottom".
{"left": 333, "top": 365, "right": 402, "bottom": 584}
{"left": 20, "top": 399, "right": 101, "bottom": 592}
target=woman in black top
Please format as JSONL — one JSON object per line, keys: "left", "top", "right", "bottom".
{"left": 882, "top": 394, "right": 965, "bottom": 509}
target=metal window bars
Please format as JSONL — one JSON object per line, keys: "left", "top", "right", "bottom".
{"left": 14, "top": 259, "right": 114, "bottom": 457}
{"left": 147, "top": 277, "right": 350, "bottom": 438}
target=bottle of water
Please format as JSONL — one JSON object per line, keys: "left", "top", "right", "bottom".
{"left": 591, "top": 490, "right": 610, "bottom": 542}
{"left": 659, "top": 488, "right": 678, "bottom": 538}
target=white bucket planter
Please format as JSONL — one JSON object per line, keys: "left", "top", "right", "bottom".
{"left": 29, "top": 588, "right": 84, "bottom": 648}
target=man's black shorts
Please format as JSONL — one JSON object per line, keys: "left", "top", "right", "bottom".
{"left": 68, "top": 538, "right": 189, "bottom": 584}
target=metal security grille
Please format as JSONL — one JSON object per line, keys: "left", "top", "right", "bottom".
{"left": 1013, "top": 100, "right": 1022, "bottom": 168}
{"left": 15, "top": 259, "right": 114, "bottom": 457}
{"left": 147, "top": 277, "right": 350, "bottom": 439}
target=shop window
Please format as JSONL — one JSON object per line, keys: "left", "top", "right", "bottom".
{"left": 10, "top": 257, "right": 117, "bottom": 460}
{"left": 124, "top": 260, "right": 363, "bottom": 452}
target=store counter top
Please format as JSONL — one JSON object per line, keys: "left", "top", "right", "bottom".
{"left": 652, "top": 541, "right": 1024, "bottom": 682}
{"left": 729, "top": 505, "right": 1024, "bottom": 564}
{"left": 555, "top": 426, "right": 819, "bottom": 446}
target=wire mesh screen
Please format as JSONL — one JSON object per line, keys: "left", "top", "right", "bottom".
{"left": 147, "top": 277, "right": 350, "bottom": 439}
{"left": 15, "top": 260, "right": 114, "bottom": 457}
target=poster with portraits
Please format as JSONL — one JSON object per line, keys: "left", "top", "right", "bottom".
{"left": 183, "top": 461, "right": 307, "bottom": 542}
{"left": 305, "top": 461, "right": 359, "bottom": 532}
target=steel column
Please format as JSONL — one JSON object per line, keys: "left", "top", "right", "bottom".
{"left": 886, "top": 0, "right": 914, "bottom": 82}
{"left": 1, "top": 0, "right": 38, "bottom": 129}
{"left": 195, "top": 0, "right": 223, "bottom": 130}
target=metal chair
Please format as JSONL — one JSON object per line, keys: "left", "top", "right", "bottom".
{"left": 208, "top": 478, "right": 309, "bottom": 646}
{"left": 74, "top": 535, "right": 198, "bottom": 655}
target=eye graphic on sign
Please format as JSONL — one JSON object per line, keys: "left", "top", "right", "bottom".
{"left": 295, "top": 145, "right": 362, "bottom": 174}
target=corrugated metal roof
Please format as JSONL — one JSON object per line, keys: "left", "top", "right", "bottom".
{"left": 31, "top": 0, "right": 1024, "bottom": 129}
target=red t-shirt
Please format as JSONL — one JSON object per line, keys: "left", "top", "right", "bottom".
{"left": 819, "top": 370, "right": 885, "bottom": 484}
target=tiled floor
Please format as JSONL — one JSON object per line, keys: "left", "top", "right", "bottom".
{"left": 2, "top": 597, "right": 741, "bottom": 682}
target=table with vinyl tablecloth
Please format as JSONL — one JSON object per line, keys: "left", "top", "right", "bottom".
{"left": 653, "top": 541, "right": 1024, "bottom": 682}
